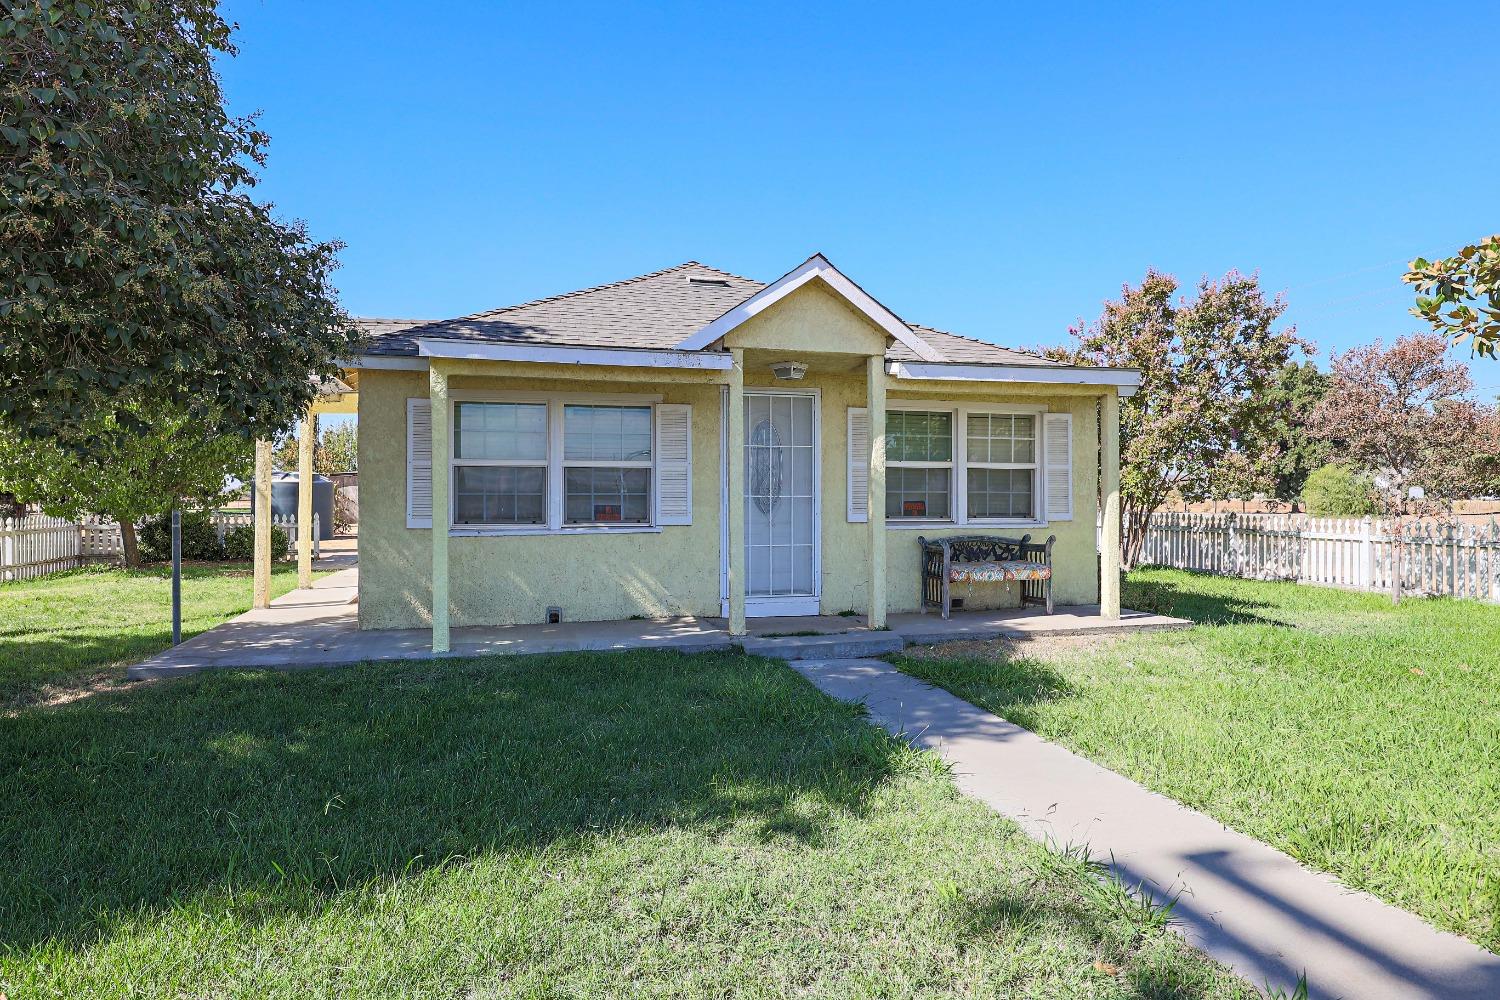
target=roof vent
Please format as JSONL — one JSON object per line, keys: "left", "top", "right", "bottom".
{"left": 687, "top": 276, "right": 731, "bottom": 287}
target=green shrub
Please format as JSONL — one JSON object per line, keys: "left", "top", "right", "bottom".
{"left": 221, "top": 523, "right": 288, "bottom": 562}
{"left": 1301, "top": 463, "right": 1378, "bottom": 516}
{"left": 138, "top": 511, "right": 223, "bottom": 561}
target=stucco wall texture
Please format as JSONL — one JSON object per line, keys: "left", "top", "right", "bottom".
{"left": 358, "top": 367, "right": 1102, "bottom": 630}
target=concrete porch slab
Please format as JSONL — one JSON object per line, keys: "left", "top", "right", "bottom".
{"left": 126, "top": 567, "right": 1188, "bottom": 679}
{"left": 741, "top": 631, "right": 905, "bottom": 661}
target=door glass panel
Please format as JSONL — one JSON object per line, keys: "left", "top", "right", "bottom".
{"left": 744, "top": 393, "right": 817, "bottom": 598}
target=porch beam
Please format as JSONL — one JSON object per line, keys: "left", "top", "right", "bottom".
{"left": 418, "top": 358, "right": 731, "bottom": 385}
{"left": 1101, "top": 390, "right": 1122, "bottom": 618}
{"left": 889, "top": 381, "right": 1124, "bottom": 400}
{"left": 253, "top": 438, "right": 273, "bottom": 609}
{"left": 430, "top": 363, "right": 452, "bottom": 652}
{"left": 297, "top": 410, "right": 314, "bottom": 590}
{"left": 417, "top": 339, "right": 733, "bottom": 370}
{"left": 886, "top": 360, "right": 1140, "bottom": 395}
{"left": 866, "top": 354, "right": 887, "bottom": 627}
{"left": 726, "top": 348, "right": 746, "bottom": 636}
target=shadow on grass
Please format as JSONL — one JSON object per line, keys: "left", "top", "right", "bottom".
{"left": 0, "top": 630, "right": 219, "bottom": 708}
{"left": 1, "top": 650, "right": 909, "bottom": 953}
{"left": 950, "top": 875, "right": 1231, "bottom": 1000}
{"left": 1125, "top": 570, "right": 1278, "bottom": 626}
{"left": 0, "top": 563, "right": 304, "bottom": 705}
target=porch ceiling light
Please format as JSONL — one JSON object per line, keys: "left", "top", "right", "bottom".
{"left": 769, "top": 361, "right": 808, "bottom": 380}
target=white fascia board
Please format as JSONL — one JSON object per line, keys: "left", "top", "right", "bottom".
{"left": 675, "top": 254, "right": 946, "bottom": 362}
{"left": 415, "top": 338, "right": 734, "bottom": 370}
{"left": 887, "top": 361, "right": 1141, "bottom": 396}
{"left": 346, "top": 354, "right": 428, "bottom": 371}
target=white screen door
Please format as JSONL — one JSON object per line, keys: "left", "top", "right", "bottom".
{"left": 743, "top": 391, "right": 819, "bottom": 616}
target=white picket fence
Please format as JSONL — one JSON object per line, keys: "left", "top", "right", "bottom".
{"left": 1140, "top": 512, "right": 1500, "bottom": 602}
{"left": 0, "top": 512, "right": 318, "bottom": 582}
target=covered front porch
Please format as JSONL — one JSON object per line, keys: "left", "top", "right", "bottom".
{"left": 129, "top": 561, "right": 1185, "bottom": 678}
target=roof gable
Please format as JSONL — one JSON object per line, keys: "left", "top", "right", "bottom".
{"left": 673, "top": 254, "right": 945, "bottom": 361}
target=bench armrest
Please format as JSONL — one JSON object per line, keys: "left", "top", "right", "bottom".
{"left": 1018, "top": 535, "right": 1057, "bottom": 564}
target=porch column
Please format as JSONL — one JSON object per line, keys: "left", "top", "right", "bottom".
{"left": 866, "top": 354, "right": 887, "bottom": 627}
{"left": 430, "top": 363, "right": 452, "bottom": 652}
{"left": 1101, "top": 389, "right": 1122, "bottom": 618}
{"left": 726, "top": 348, "right": 746, "bottom": 636}
{"left": 253, "top": 438, "right": 273, "bottom": 609}
{"left": 296, "top": 410, "right": 314, "bottom": 590}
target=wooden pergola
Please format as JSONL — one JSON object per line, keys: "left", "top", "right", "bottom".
{"left": 250, "top": 372, "right": 357, "bottom": 607}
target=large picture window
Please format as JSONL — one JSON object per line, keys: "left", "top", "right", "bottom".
{"left": 452, "top": 402, "right": 548, "bottom": 525}
{"left": 563, "top": 404, "right": 653, "bottom": 524}
{"left": 886, "top": 410, "right": 952, "bottom": 519}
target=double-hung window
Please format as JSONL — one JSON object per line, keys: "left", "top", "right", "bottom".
{"left": 414, "top": 393, "right": 681, "bottom": 533}
{"left": 452, "top": 402, "right": 548, "bottom": 526}
{"left": 965, "top": 413, "right": 1037, "bottom": 520}
{"left": 563, "top": 404, "right": 653, "bottom": 524}
{"left": 882, "top": 407, "right": 1042, "bottom": 524}
{"left": 886, "top": 410, "right": 953, "bottom": 520}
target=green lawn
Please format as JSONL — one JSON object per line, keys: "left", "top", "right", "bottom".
{"left": 894, "top": 568, "right": 1500, "bottom": 953}
{"left": 0, "top": 563, "right": 311, "bottom": 707}
{"left": 0, "top": 650, "right": 1256, "bottom": 999}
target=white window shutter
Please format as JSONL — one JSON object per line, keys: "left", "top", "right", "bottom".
{"left": 655, "top": 403, "right": 693, "bottom": 525}
{"left": 407, "top": 398, "right": 433, "bottom": 528}
{"left": 1043, "top": 411, "right": 1073, "bottom": 522}
{"left": 847, "top": 407, "right": 869, "bottom": 523}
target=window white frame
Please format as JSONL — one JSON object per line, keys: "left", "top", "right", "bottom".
{"left": 963, "top": 411, "right": 1040, "bottom": 522}
{"left": 451, "top": 400, "right": 549, "bottom": 528}
{"left": 561, "top": 403, "right": 655, "bottom": 527}
{"left": 445, "top": 389, "right": 664, "bottom": 536}
{"left": 883, "top": 400, "right": 1050, "bottom": 529}
{"left": 885, "top": 409, "right": 957, "bottom": 523}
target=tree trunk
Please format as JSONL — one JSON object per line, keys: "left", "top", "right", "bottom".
{"left": 119, "top": 518, "right": 140, "bottom": 569}
{"left": 1122, "top": 507, "right": 1151, "bottom": 569}
{"left": 1390, "top": 534, "right": 1403, "bottom": 605}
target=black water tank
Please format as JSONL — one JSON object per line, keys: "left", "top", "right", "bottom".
{"left": 269, "top": 472, "right": 335, "bottom": 540}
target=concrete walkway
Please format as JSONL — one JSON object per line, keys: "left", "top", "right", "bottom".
{"left": 790, "top": 658, "right": 1500, "bottom": 1000}
{"left": 127, "top": 567, "right": 1187, "bottom": 678}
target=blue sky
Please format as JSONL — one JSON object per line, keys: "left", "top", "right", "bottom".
{"left": 220, "top": 0, "right": 1500, "bottom": 412}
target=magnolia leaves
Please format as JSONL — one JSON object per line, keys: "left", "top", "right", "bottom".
{"left": 1405, "top": 235, "right": 1500, "bottom": 360}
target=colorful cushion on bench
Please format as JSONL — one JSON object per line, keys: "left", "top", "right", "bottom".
{"left": 949, "top": 560, "right": 1052, "bottom": 583}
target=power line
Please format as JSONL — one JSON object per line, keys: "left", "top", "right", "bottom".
{"left": 1285, "top": 257, "right": 1411, "bottom": 292}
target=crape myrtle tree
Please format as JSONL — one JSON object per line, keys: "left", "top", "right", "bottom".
{"left": 0, "top": 0, "right": 360, "bottom": 449}
{"left": 0, "top": 398, "right": 251, "bottom": 566}
{"left": 1055, "top": 269, "right": 1306, "bottom": 567}
{"left": 1308, "top": 333, "right": 1500, "bottom": 602}
{"left": 1252, "top": 360, "right": 1330, "bottom": 504}
{"left": 1405, "top": 236, "right": 1500, "bottom": 359}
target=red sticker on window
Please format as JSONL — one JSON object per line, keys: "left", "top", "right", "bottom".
{"left": 902, "top": 500, "right": 927, "bottom": 517}
{"left": 594, "top": 504, "right": 622, "bottom": 522}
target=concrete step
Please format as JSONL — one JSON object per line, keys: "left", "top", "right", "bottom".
{"left": 740, "top": 631, "right": 905, "bottom": 661}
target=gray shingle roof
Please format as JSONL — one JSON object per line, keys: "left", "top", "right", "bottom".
{"left": 357, "top": 261, "right": 1058, "bottom": 367}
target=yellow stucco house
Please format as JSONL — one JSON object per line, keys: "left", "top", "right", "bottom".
{"left": 346, "top": 255, "right": 1135, "bottom": 651}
